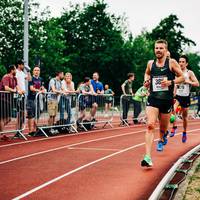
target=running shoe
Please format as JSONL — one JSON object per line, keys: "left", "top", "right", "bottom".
{"left": 157, "top": 140, "right": 164, "bottom": 151}
{"left": 170, "top": 127, "right": 177, "bottom": 137}
{"left": 182, "top": 132, "right": 187, "bottom": 143}
{"left": 141, "top": 155, "right": 153, "bottom": 167}
{"left": 162, "top": 131, "right": 169, "bottom": 145}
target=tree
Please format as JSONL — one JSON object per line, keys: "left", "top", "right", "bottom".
{"left": 60, "top": 0, "right": 133, "bottom": 94}
{"left": 0, "top": 0, "right": 24, "bottom": 66}
{"left": 126, "top": 32, "right": 154, "bottom": 90}
{"left": 147, "top": 14, "right": 196, "bottom": 60}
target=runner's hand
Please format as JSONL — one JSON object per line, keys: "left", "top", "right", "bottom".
{"left": 143, "top": 80, "right": 150, "bottom": 88}
{"left": 161, "top": 80, "right": 171, "bottom": 88}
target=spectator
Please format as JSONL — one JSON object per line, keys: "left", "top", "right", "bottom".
{"left": 16, "top": 59, "right": 31, "bottom": 93}
{"left": 91, "top": 72, "right": 104, "bottom": 94}
{"left": 121, "top": 73, "right": 135, "bottom": 125}
{"left": 104, "top": 84, "right": 114, "bottom": 117}
{"left": 90, "top": 72, "right": 104, "bottom": 120}
{"left": 27, "top": 66, "right": 45, "bottom": 136}
{"left": 132, "top": 85, "right": 149, "bottom": 124}
{"left": 60, "top": 72, "right": 75, "bottom": 125}
{"left": 0, "top": 65, "right": 22, "bottom": 136}
{"left": 77, "top": 77, "right": 96, "bottom": 127}
{"left": 14, "top": 60, "right": 31, "bottom": 138}
{"left": 48, "top": 72, "right": 63, "bottom": 127}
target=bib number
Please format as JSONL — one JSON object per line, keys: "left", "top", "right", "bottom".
{"left": 177, "top": 84, "right": 190, "bottom": 96}
{"left": 152, "top": 76, "right": 168, "bottom": 92}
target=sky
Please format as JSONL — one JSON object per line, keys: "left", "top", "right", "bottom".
{"left": 39, "top": 0, "right": 200, "bottom": 53}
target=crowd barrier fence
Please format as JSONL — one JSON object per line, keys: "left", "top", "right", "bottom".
{"left": 119, "top": 94, "right": 146, "bottom": 126}
{"left": 77, "top": 94, "right": 114, "bottom": 131}
{"left": 0, "top": 91, "right": 27, "bottom": 140}
{"left": 35, "top": 92, "right": 78, "bottom": 137}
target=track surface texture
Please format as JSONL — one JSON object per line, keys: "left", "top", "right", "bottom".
{"left": 0, "top": 120, "right": 200, "bottom": 200}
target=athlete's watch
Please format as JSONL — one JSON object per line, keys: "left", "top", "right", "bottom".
{"left": 171, "top": 80, "right": 175, "bottom": 86}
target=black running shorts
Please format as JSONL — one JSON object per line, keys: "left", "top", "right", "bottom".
{"left": 175, "top": 95, "right": 190, "bottom": 108}
{"left": 146, "top": 96, "right": 173, "bottom": 114}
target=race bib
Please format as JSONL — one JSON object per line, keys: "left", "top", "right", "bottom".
{"left": 176, "top": 83, "right": 190, "bottom": 96}
{"left": 152, "top": 76, "right": 168, "bottom": 92}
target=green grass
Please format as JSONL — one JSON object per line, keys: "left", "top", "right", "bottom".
{"left": 195, "top": 188, "right": 200, "bottom": 193}
{"left": 195, "top": 162, "right": 200, "bottom": 172}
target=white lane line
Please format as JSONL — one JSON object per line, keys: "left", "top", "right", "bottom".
{"left": 12, "top": 142, "right": 145, "bottom": 200}
{"left": 68, "top": 147, "right": 121, "bottom": 151}
{"left": 0, "top": 126, "right": 135, "bottom": 148}
{"left": 1, "top": 120, "right": 199, "bottom": 148}
{"left": 12, "top": 128, "right": 200, "bottom": 200}
{"left": 0, "top": 129, "right": 145, "bottom": 165}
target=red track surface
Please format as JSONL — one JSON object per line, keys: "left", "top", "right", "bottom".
{"left": 0, "top": 120, "right": 200, "bottom": 200}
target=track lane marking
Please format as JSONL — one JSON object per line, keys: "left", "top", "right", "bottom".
{"left": 12, "top": 142, "right": 145, "bottom": 200}
{"left": 12, "top": 128, "right": 200, "bottom": 200}
{"left": 1, "top": 120, "right": 199, "bottom": 148}
{"left": 0, "top": 129, "right": 145, "bottom": 165}
{"left": 67, "top": 147, "right": 121, "bottom": 151}
{"left": 0, "top": 126, "right": 141, "bottom": 148}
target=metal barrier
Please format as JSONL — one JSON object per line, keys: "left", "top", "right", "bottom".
{"left": 0, "top": 91, "right": 27, "bottom": 140}
{"left": 149, "top": 144, "right": 200, "bottom": 200}
{"left": 189, "top": 96, "right": 199, "bottom": 119}
{"left": 120, "top": 94, "right": 146, "bottom": 126}
{"left": 35, "top": 92, "right": 78, "bottom": 136}
{"left": 77, "top": 94, "right": 114, "bottom": 131}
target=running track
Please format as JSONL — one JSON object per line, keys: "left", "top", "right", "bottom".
{"left": 0, "top": 120, "right": 200, "bottom": 200}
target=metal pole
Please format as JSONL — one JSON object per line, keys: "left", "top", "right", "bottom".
{"left": 23, "top": 0, "right": 29, "bottom": 66}
{"left": 23, "top": 0, "right": 30, "bottom": 94}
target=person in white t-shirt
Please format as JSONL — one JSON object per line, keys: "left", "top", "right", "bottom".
{"left": 60, "top": 72, "right": 76, "bottom": 124}
{"left": 16, "top": 60, "right": 31, "bottom": 93}
{"left": 14, "top": 60, "right": 31, "bottom": 138}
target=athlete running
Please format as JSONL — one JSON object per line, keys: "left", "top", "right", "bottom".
{"left": 141, "top": 39, "right": 184, "bottom": 167}
{"left": 170, "top": 55, "right": 199, "bottom": 142}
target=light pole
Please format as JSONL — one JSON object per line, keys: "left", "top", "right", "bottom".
{"left": 23, "top": 0, "right": 30, "bottom": 93}
{"left": 23, "top": 0, "right": 29, "bottom": 68}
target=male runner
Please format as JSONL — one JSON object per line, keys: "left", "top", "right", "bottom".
{"left": 141, "top": 39, "right": 184, "bottom": 167}
{"left": 170, "top": 55, "right": 199, "bottom": 142}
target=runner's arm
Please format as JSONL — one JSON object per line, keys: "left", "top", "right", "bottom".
{"left": 143, "top": 61, "right": 152, "bottom": 87}
{"left": 162, "top": 59, "right": 184, "bottom": 87}
{"left": 171, "top": 59, "right": 184, "bottom": 84}
{"left": 185, "top": 71, "right": 199, "bottom": 87}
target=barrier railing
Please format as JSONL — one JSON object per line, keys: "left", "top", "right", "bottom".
{"left": 120, "top": 94, "right": 146, "bottom": 126}
{"left": 35, "top": 92, "right": 78, "bottom": 137}
{"left": 0, "top": 91, "right": 27, "bottom": 140}
{"left": 189, "top": 96, "right": 199, "bottom": 119}
{"left": 77, "top": 94, "right": 114, "bottom": 131}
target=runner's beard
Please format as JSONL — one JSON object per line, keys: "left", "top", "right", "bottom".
{"left": 156, "top": 52, "right": 164, "bottom": 59}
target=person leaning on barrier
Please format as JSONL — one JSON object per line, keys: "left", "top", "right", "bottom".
{"left": 0, "top": 65, "right": 23, "bottom": 137}
{"left": 104, "top": 84, "right": 115, "bottom": 117}
{"left": 27, "top": 66, "right": 46, "bottom": 137}
{"left": 77, "top": 77, "right": 97, "bottom": 128}
{"left": 14, "top": 60, "right": 31, "bottom": 138}
{"left": 47, "top": 72, "right": 64, "bottom": 127}
{"left": 132, "top": 85, "right": 149, "bottom": 124}
{"left": 90, "top": 72, "right": 104, "bottom": 120}
{"left": 121, "top": 72, "right": 135, "bottom": 125}
{"left": 60, "top": 72, "right": 76, "bottom": 125}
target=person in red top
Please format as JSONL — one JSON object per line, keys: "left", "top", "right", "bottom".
{"left": 0, "top": 65, "right": 22, "bottom": 138}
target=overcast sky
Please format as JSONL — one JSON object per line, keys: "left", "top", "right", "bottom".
{"left": 39, "top": 0, "right": 200, "bottom": 53}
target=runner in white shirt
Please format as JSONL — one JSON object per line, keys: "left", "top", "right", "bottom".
{"left": 170, "top": 55, "right": 199, "bottom": 142}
